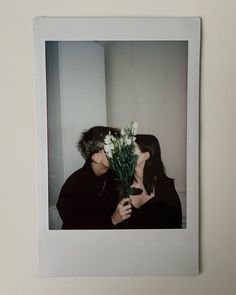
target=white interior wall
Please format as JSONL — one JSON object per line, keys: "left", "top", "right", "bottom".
{"left": 47, "top": 41, "right": 107, "bottom": 210}
{"left": 105, "top": 41, "right": 187, "bottom": 194}
{"left": 46, "top": 42, "right": 64, "bottom": 207}
{"left": 59, "top": 41, "right": 107, "bottom": 181}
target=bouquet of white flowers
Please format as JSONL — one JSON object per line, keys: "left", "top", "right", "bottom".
{"left": 104, "top": 122, "right": 142, "bottom": 201}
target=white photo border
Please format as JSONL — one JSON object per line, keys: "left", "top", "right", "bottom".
{"left": 33, "top": 17, "right": 201, "bottom": 277}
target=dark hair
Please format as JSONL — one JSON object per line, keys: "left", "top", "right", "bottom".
{"left": 135, "top": 134, "right": 170, "bottom": 195}
{"left": 78, "top": 126, "right": 119, "bottom": 161}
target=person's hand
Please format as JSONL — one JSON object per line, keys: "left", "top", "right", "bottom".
{"left": 111, "top": 198, "right": 132, "bottom": 225}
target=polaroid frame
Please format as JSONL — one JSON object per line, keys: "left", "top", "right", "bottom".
{"left": 33, "top": 17, "right": 200, "bottom": 276}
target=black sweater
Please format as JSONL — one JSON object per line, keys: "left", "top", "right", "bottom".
{"left": 126, "top": 178, "right": 182, "bottom": 229}
{"left": 56, "top": 162, "right": 118, "bottom": 229}
{"left": 57, "top": 163, "right": 182, "bottom": 229}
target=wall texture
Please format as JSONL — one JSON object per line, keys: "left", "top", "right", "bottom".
{"left": 47, "top": 41, "right": 107, "bottom": 207}
{"left": 0, "top": 1, "right": 235, "bottom": 295}
{"left": 105, "top": 41, "right": 187, "bottom": 193}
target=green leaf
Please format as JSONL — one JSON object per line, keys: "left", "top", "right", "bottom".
{"left": 130, "top": 187, "right": 143, "bottom": 195}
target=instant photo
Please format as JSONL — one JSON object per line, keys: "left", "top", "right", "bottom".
{"left": 33, "top": 17, "right": 200, "bottom": 276}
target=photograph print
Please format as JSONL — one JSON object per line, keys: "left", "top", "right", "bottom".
{"left": 46, "top": 40, "right": 188, "bottom": 230}
{"left": 34, "top": 17, "right": 200, "bottom": 277}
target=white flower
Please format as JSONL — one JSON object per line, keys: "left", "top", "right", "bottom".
{"left": 125, "top": 137, "right": 132, "bottom": 145}
{"left": 104, "top": 141, "right": 115, "bottom": 158}
{"left": 132, "top": 122, "right": 138, "bottom": 135}
{"left": 121, "top": 128, "right": 125, "bottom": 136}
{"left": 104, "top": 144, "right": 111, "bottom": 153}
{"left": 133, "top": 122, "right": 138, "bottom": 129}
{"left": 110, "top": 143, "right": 115, "bottom": 150}
{"left": 119, "top": 138, "right": 124, "bottom": 145}
{"left": 104, "top": 135, "right": 111, "bottom": 145}
{"left": 104, "top": 148, "right": 112, "bottom": 158}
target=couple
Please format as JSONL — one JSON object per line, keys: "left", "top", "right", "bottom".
{"left": 56, "top": 126, "right": 182, "bottom": 229}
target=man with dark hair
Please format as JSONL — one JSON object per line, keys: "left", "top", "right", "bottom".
{"left": 78, "top": 126, "right": 114, "bottom": 160}
{"left": 56, "top": 126, "right": 132, "bottom": 229}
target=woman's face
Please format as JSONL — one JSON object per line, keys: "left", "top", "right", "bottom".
{"left": 135, "top": 143, "right": 149, "bottom": 167}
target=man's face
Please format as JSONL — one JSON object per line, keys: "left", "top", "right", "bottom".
{"left": 98, "top": 150, "right": 109, "bottom": 168}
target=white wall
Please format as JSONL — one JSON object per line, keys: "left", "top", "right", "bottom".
{"left": 47, "top": 41, "right": 107, "bottom": 209}
{"left": 46, "top": 42, "right": 64, "bottom": 207}
{"left": 1, "top": 1, "right": 236, "bottom": 295}
{"left": 59, "top": 41, "right": 107, "bottom": 180}
{"left": 105, "top": 41, "right": 187, "bottom": 193}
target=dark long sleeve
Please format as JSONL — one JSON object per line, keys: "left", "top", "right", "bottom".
{"left": 155, "top": 179, "right": 182, "bottom": 228}
{"left": 57, "top": 185, "right": 114, "bottom": 229}
{"left": 127, "top": 178, "right": 182, "bottom": 229}
{"left": 56, "top": 166, "right": 118, "bottom": 229}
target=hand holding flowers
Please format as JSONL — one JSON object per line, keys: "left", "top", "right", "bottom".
{"left": 111, "top": 198, "right": 132, "bottom": 225}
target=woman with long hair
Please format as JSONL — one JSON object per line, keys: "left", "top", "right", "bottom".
{"left": 128, "top": 134, "right": 182, "bottom": 228}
